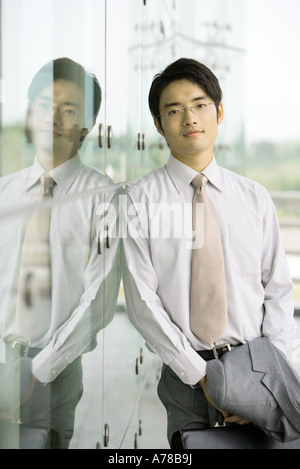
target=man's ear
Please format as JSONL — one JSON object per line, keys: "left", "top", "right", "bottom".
{"left": 217, "top": 103, "right": 224, "bottom": 125}
{"left": 154, "top": 117, "right": 165, "bottom": 137}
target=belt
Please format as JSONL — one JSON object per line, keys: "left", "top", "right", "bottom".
{"left": 197, "top": 343, "right": 232, "bottom": 361}
{"left": 10, "top": 340, "right": 42, "bottom": 358}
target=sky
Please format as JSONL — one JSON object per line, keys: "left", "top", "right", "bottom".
{"left": 1, "top": 0, "right": 300, "bottom": 145}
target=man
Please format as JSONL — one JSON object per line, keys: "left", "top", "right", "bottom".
{"left": 121, "top": 58, "right": 296, "bottom": 446}
{"left": 0, "top": 58, "right": 120, "bottom": 448}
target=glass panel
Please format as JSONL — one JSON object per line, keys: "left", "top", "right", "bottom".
{"left": 1, "top": 0, "right": 106, "bottom": 176}
{"left": 126, "top": 0, "right": 144, "bottom": 182}
{"left": 175, "top": 0, "right": 246, "bottom": 170}
{"left": 242, "top": 0, "right": 300, "bottom": 313}
{"left": 141, "top": 0, "right": 178, "bottom": 175}
{"left": 1, "top": 0, "right": 298, "bottom": 450}
{"left": 0, "top": 0, "right": 117, "bottom": 450}
{"left": 101, "top": 0, "right": 143, "bottom": 449}
{"left": 105, "top": 0, "right": 131, "bottom": 183}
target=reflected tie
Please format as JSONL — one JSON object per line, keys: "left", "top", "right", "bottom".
{"left": 190, "top": 174, "right": 227, "bottom": 346}
{"left": 16, "top": 174, "right": 55, "bottom": 343}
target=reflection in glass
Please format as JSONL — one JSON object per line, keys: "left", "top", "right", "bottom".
{"left": 0, "top": 58, "right": 120, "bottom": 449}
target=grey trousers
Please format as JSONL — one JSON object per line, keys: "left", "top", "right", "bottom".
{"left": 0, "top": 356, "right": 83, "bottom": 449}
{"left": 157, "top": 363, "right": 221, "bottom": 445}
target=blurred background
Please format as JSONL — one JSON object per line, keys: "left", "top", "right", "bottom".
{"left": 0, "top": 0, "right": 299, "bottom": 449}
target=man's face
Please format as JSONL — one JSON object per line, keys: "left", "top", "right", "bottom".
{"left": 28, "top": 79, "right": 88, "bottom": 166}
{"left": 154, "top": 79, "right": 223, "bottom": 167}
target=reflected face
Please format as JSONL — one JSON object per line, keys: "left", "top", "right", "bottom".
{"left": 154, "top": 79, "right": 223, "bottom": 168}
{"left": 28, "top": 79, "right": 88, "bottom": 167}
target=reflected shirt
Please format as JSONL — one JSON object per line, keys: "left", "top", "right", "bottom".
{"left": 0, "top": 154, "right": 120, "bottom": 382}
{"left": 122, "top": 155, "right": 296, "bottom": 385}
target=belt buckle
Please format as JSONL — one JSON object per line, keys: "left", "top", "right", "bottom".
{"left": 214, "top": 421, "right": 227, "bottom": 428}
{"left": 12, "top": 340, "right": 30, "bottom": 357}
{"left": 213, "top": 343, "right": 231, "bottom": 359}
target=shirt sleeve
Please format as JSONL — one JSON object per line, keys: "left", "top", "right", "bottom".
{"left": 260, "top": 187, "right": 297, "bottom": 354}
{"left": 121, "top": 189, "right": 206, "bottom": 385}
{"left": 31, "top": 188, "right": 121, "bottom": 383}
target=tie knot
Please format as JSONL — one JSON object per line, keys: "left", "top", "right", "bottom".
{"left": 191, "top": 173, "right": 208, "bottom": 191}
{"left": 40, "top": 173, "right": 55, "bottom": 196}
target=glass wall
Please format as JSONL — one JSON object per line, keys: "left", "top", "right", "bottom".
{"left": 243, "top": 0, "right": 300, "bottom": 312}
{"left": 0, "top": 0, "right": 175, "bottom": 450}
{"left": 176, "top": 0, "right": 246, "bottom": 170}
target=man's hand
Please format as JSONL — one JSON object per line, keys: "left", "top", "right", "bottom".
{"left": 199, "top": 375, "right": 249, "bottom": 425}
{"left": 223, "top": 414, "right": 250, "bottom": 425}
{"left": 20, "top": 373, "right": 37, "bottom": 405}
{"left": 0, "top": 410, "right": 14, "bottom": 421}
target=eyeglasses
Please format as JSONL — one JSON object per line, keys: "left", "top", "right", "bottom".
{"left": 159, "top": 102, "right": 215, "bottom": 121}
{"left": 33, "top": 101, "right": 82, "bottom": 119}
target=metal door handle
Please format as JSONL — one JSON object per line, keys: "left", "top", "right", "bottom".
{"left": 103, "top": 423, "right": 109, "bottom": 447}
{"left": 137, "top": 132, "right": 141, "bottom": 150}
{"left": 107, "top": 125, "right": 113, "bottom": 149}
{"left": 98, "top": 123, "right": 104, "bottom": 148}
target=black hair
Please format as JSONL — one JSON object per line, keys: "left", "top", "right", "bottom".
{"left": 148, "top": 58, "right": 222, "bottom": 127}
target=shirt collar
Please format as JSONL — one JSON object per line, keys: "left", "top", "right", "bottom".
{"left": 24, "top": 159, "right": 46, "bottom": 191}
{"left": 51, "top": 154, "right": 82, "bottom": 194}
{"left": 165, "top": 154, "right": 224, "bottom": 194}
{"left": 25, "top": 154, "right": 83, "bottom": 194}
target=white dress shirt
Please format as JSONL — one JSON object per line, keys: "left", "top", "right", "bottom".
{"left": 0, "top": 154, "right": 120, "bottom": 383}
{"left": 122, "top": 155, "right": 296, "bottom": 386}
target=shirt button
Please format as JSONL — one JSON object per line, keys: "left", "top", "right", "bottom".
{"left": 180, "top": 371, "right": 185, "bottom": 377}
{"left": 51, "top": 369, "right": 57, "bottom": 376}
